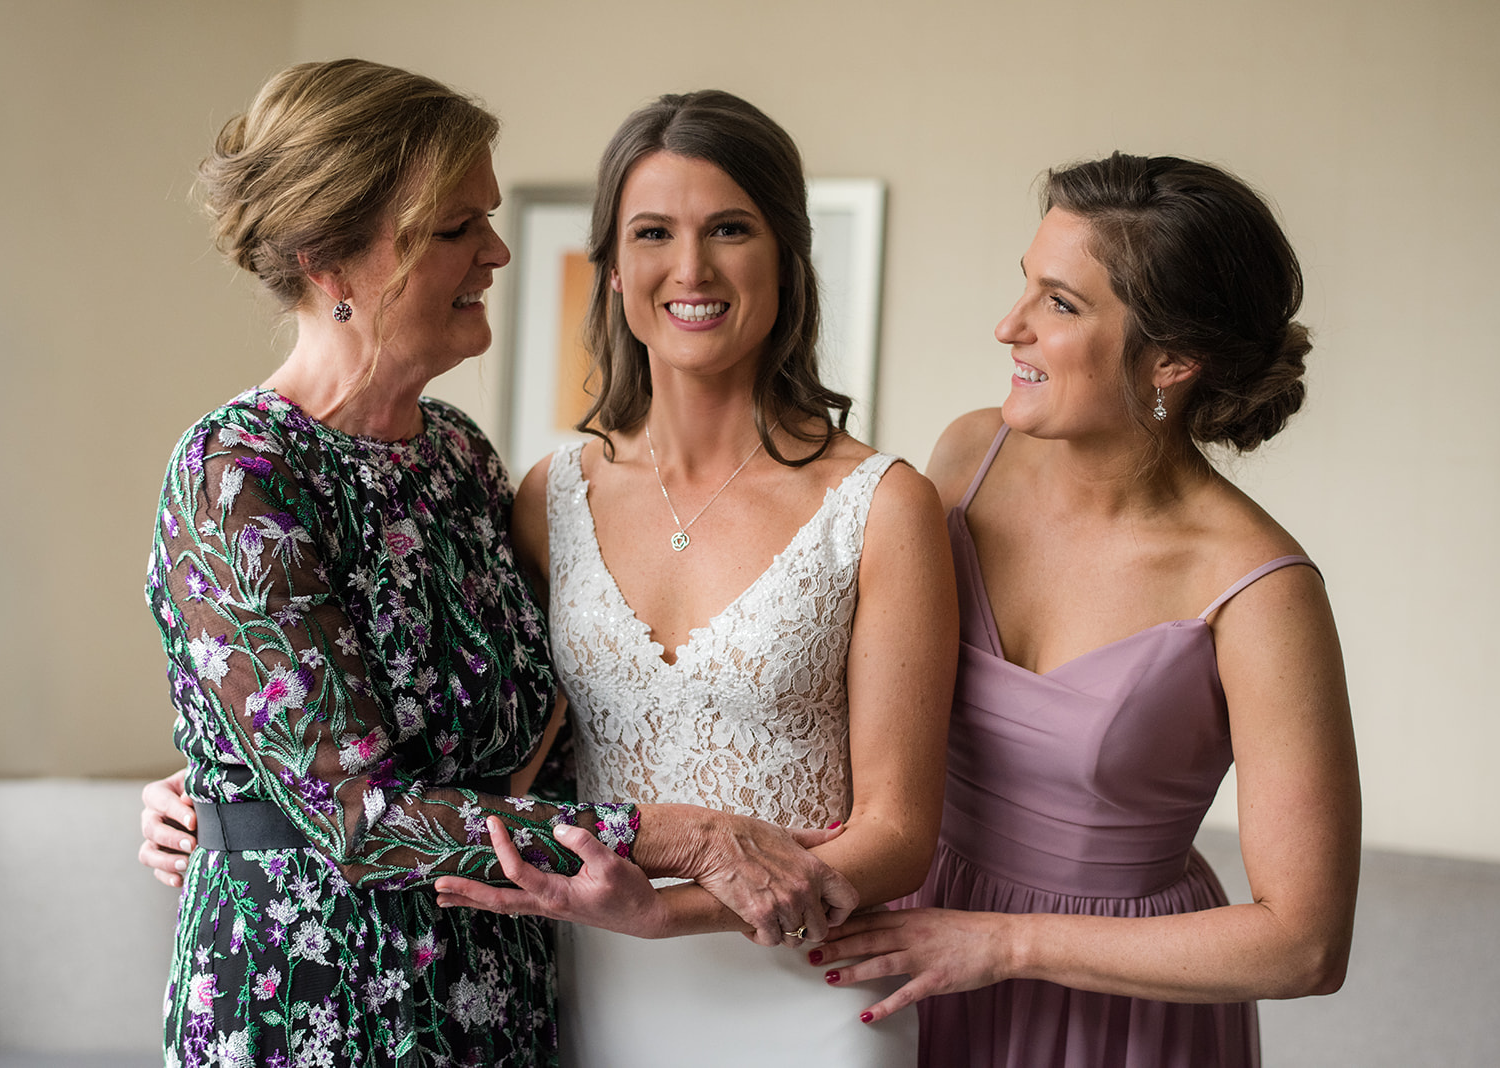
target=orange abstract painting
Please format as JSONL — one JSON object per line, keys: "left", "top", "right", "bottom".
{"left": 553, "top": 251, "right": 595, "bottom": 431}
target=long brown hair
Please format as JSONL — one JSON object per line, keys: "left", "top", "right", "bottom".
{"left": 578, "top": 90, "right": 850, "bottom": 466}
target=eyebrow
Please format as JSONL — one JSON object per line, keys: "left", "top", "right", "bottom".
{"left": 439, "top": 197, "right": 501, "bottom": 222}
{"left": 624, "top": 207, "right": 760, "bottom": 228}
{"left": 1021, "top": 255, "right": 1095, "bottom": 308}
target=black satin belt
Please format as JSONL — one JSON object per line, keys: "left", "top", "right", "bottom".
{"left": 196, "top": 800, "right": 310, "bottom": 852}
{"left": 194, "top": 772, "right": 512, "bottom": 852}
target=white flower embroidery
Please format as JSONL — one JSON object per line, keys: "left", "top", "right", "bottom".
{"left": 217, "top": 425, "right": 282, "bottom": 454}
{"left": 335, "top": 627, "right": 361, "bottom": 658}
{"left": 288, "top": 919, "right": 332, "bottom": 965}
{"left": 188, "top": 972, "right": 218, "bottom": 1016}
{"left": 217, "top": 464, "right": 245, "bottom": 512}
{"left": 392, "top": 695, "right": 425, "bottom": 740}
{"left": 265, "top": 897, "right": 298, "bottom": 925}
{"left": 188, "top": 630, "right": 233, "bottom": 684}
{"left": 362, "top": 788, "right": 388, "bottom": 829}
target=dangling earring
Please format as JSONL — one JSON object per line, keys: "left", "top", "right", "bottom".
{"left": 332, "top": 299, "right": 353, "bottom": 323}
{"left": 1152, "top": 386, "right": 1167, "bottom": 422}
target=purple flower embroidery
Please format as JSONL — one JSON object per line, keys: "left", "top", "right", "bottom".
{"left": 185, "top": 429, "right": 207, "bottom": 474}
{"left": 236, "top": 455, "right": 274, "bottom": 478}
{"left": 367, "top": 760, "right": 400, "bottom": 790}
{"left": 253, "top": 512, "right": 313, "bottom": 566}
{"left": 182, "top": 566, "right": 220, "bottom": 603}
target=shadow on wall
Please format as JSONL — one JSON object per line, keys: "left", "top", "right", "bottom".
{"left": 1, "top": 785, "right": 1496, "bottom": 1066}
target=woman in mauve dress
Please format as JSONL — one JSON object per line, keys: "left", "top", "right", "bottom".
{"left": 816, "top": 152, "right": 1361, "bottom": 1067}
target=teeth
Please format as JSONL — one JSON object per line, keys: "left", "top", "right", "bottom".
{"left": 1016, "top": 366, "right": 1049, "bottom": 383}
{"left": 453, "top": 292, "right": 483, "bottom": 308}
{"left": 668, "top": 301, "right": 727, "bottom": 321}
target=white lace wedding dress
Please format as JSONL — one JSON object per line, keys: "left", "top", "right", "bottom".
{"left": 546, "top": 442, "right": 919, "bottom": 1067}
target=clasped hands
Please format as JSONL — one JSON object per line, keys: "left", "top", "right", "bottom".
{"left": 434, "top": 810, "right": 853, "bottom": 948}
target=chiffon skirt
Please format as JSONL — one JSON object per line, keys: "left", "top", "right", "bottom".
{"left": 908, "top": 844, "right": 1259, "bottom": 1068}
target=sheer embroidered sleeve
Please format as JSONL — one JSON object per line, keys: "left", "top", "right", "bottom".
{"left": 145, "top": 406, "right": 636, "bottom": 889}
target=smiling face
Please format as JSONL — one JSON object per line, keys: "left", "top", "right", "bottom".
{"left": 996, "top": 208, "right": 1136, "bottom": 441}
{"left": 343, "top": 154, "right": 509, "bottom": 381}
{"left": 610, "top": 151, "right": 781, "bottom": 385}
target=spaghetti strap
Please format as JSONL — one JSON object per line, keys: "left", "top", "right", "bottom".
{"left": 1199, "top": 554, "right": 1321, "bottom": 620}
{"left": 959, "top": 424, "right": 1012, "bottom": 510}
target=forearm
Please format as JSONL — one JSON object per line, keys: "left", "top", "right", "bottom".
{"left": 348, "top": 786, "right": 636, "bottom": 889}
{"left": 649, "top": 883, "right": 754, "bottom": 938}
{"left": 631, "top": 812, "right": 936, "bottom": 940}
{"left": 1009, "top": 900, "right": 1352, "bottom": 1003}
{"left": 629, "top": 803, "right": 720, "bottom": 878}
{"left": 625, "top": 802, "right": 859, "bottom": 943}
{"left": 808, "top": 809, "right": 935, "bottom": 908}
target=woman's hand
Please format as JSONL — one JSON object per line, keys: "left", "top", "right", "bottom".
{"left": 636, "top": 806, "right": 856, "bottom": 947}
{"left": 139, "top": 769, "right": 197, "bottom": 888}
{"left": 435, "top": 816, "right": 671, "bottom": 938}
{"left": 814, "top": 907, "right": 1012, "bottom": 1023}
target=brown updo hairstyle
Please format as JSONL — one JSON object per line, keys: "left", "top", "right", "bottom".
{"left": 198, "top": 58, "right": 498, "bottom": 366}
{"left": 578, "top": 90, "right": 851, "bottom": 466}
{"left": 1043, "top": 152, "right": 1311, "bottom": 451}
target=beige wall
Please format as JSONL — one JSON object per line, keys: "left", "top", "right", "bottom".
{"left": 3, "top": 0, "right": 1497, "bottom": 861}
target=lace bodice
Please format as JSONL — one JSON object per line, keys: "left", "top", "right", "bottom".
{"left": 547, "top": 443, "right": 899, "bottom": 828}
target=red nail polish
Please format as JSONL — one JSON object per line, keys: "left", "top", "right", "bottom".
{"left": 827, "top": 820, "right": 842, "bottom": 829}
{"left": 824, "top": 970, "right": 840, "bottom": 985}
{"left": 860, "top": 1011, "right": 874, "bottom": 1024}
{"left": 808, "top": 949, "right": 823, "bottom": 964}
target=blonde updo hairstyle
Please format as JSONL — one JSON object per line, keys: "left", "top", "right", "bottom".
{"left": 1044, "top": 153, "right": 1311, "bottom": 451}
{"left": 198, "top": 58, "right": 498, "bottom": 361}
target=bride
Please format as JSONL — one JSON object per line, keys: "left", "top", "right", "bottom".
{"left": 437, "top": 90, "right": 958, "bottom": 1065}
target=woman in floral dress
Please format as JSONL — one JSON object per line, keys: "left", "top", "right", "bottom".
{"left": 144, "top": 60, "right": 853, "bottom": 1068}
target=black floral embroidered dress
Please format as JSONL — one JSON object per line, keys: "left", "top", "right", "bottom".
{"left": 146, "top": 389, "right": 636, "bottom": 1067}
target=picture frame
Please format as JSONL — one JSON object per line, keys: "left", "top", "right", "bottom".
{"left": 496, "top": 179, "right": 887, "bottom": 472}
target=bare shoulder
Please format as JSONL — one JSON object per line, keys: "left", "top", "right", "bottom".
{"left": 925, "top": 408, "right": 1007, "bottom": 510}
{"left": 1196, "top": 473, "right": 1326, "bottom": 623}
{"left": 862, "top": 457, "right": 948, "bottom": 560}
{"left": 822, "top": 430, "right": 936, "bottom": 522}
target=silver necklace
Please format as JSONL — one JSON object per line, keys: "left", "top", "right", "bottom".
{"left": 645, "top": 422, "right": 772, "bottom": 552}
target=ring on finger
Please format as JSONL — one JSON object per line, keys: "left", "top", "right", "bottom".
{"left": 783, "top": 925, "right": 808, "bottom": 940}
